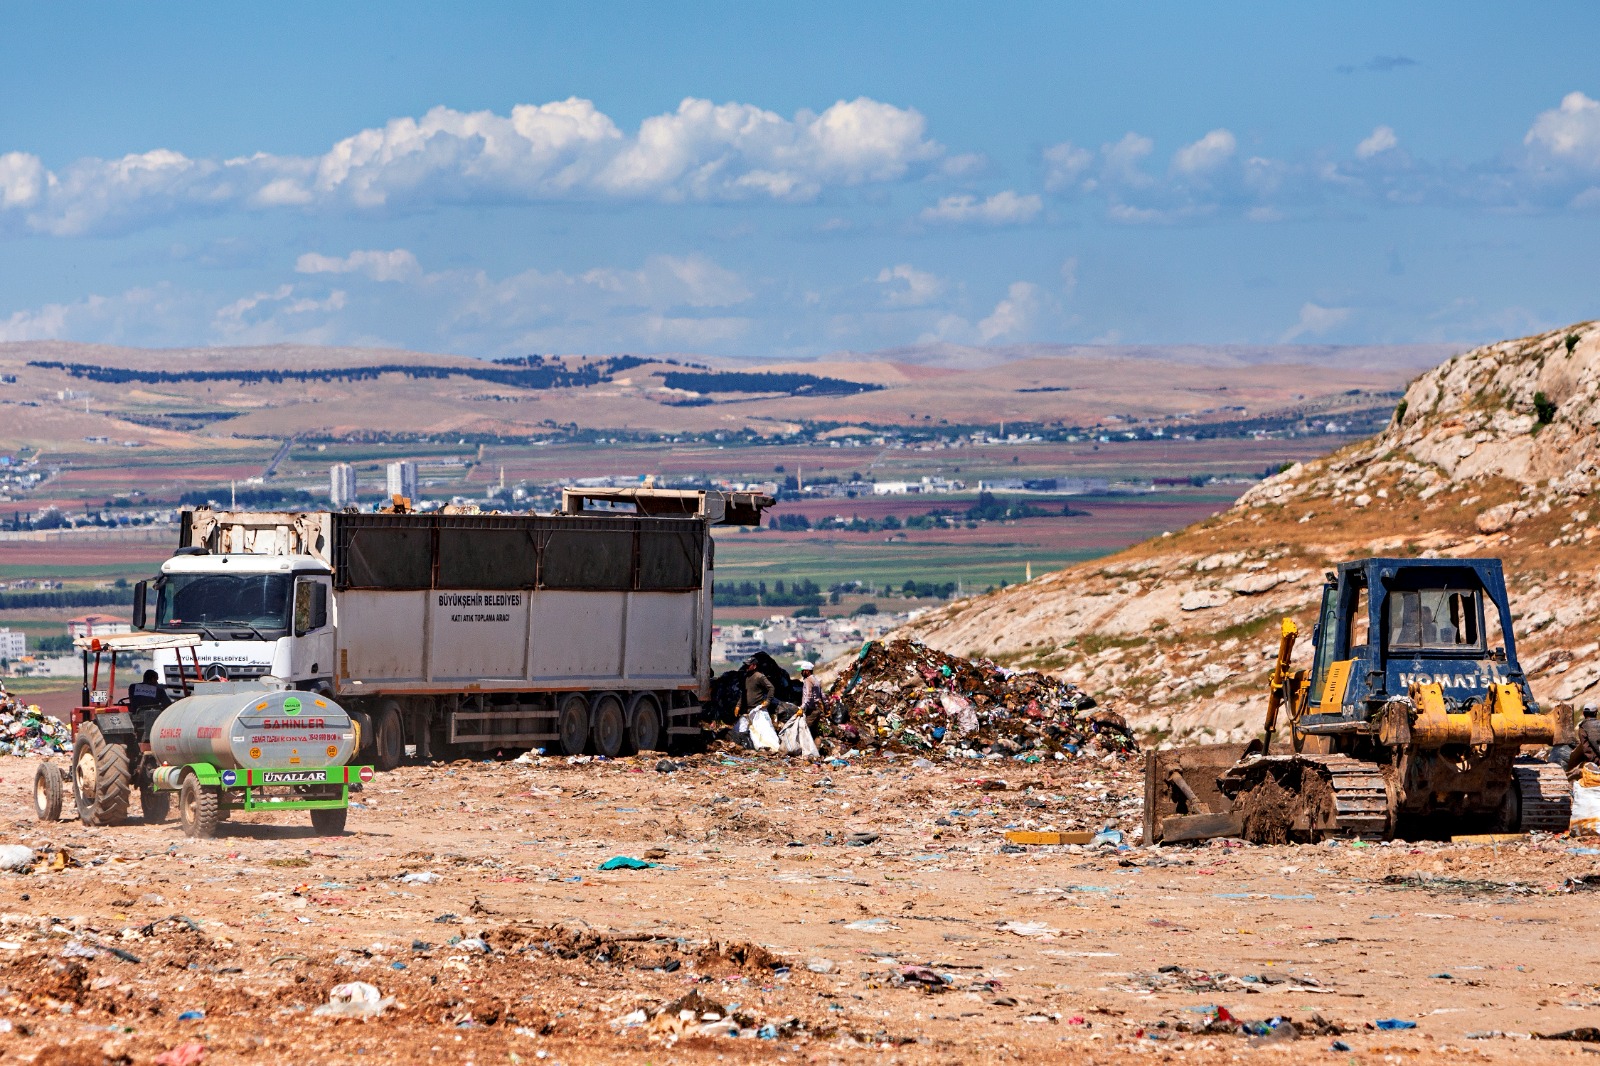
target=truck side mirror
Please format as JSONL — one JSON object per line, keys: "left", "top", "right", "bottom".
{"left": 132, "top": 581, "right": 148, "bottom": 630}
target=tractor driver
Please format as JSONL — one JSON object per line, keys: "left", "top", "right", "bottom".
{"left": 128, "top": 669, "right": 170, "bottom": 713}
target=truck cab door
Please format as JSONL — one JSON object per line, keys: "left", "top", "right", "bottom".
{"left": 292, "top": 578, "right": 336, "bottom": 686}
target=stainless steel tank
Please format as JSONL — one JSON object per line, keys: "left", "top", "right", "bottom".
{"left": 150, "top": 683, "right": 357, "bottom": 770}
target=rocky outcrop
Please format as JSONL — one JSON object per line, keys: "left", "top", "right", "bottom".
{"left": 897, "top": 322, "right": 1600, "bottom": 742}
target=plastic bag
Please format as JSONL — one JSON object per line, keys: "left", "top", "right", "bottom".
{"left": 779, "top": 714, "right": 820, "bottom": 758}
{"left": 748, "top": 708, "right": 780, "bottom": 751}
{"left": 940, "top": 692, "right": 979, "bottom": 736}
{"left": 1572, "top": 772, "right": 1600, "bottom": 837}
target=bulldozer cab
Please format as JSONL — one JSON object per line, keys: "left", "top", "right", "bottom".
{"left": 1300, "top": 558, "right": 1528, "bottom": 729}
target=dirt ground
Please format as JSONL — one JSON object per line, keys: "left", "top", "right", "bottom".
{"left": 1, "top": 747, "right": 1599, "bottom": 1065}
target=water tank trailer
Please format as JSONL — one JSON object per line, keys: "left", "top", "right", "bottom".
{"left": 33, "top": 632, "right": 372, "bottom": 839}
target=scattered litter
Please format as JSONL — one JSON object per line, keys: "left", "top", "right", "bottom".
{"left": 1375, "top": 1018, "right": 1417, "bottom": 1030}
{"left": 399, "top": 872, "right": 441, "bottom": 884}
{"left": 0, "top": 696, "right": 69, "bottom": 756}
{"left": 176, "top": 1010, "right": 205, "bottom": 1021}
{"left": 313, "top": 981, "right": 394, "bottom": 1019}
{"left": 820, "top": 639, "right": 1135, "bottom": 761}
{"left": 998, "top": 920, "right": 1060, "bottom": 939}
{"left": 0, "top": 845, "right": 37, "bottom": 872}
{"left": 598, "top": 856, "right": 656, "bottom": 871}
{"left": 153, "top": 1042, "right": 207, "bottom": 1066}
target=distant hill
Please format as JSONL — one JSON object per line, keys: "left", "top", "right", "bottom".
{"left": 897, "top": 322, "right": 1600, "bottom": 739}
{"left": 0, "top": 339, "right": 1427, "bottom": 451}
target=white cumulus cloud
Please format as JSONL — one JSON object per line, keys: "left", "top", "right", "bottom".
{"left": 1172, "top": 129, "right": 1237, "bottom": 175}
{"left": 1280, "top": 302, "right": 1352, "bottom": 342}
{"left": 296, "top": 248, "right": 422, "bottom": 283}
{"left": 0, "top": 96, "right": 945, "bottom": 237}
{"left": 874, "top": 264, "right": 945, "bottom": 308}
{"left": 978, "top": 281, "right": 1041, "bottom": 342}
{"left": 1525, "top": 91, "right": 1600, "bottom": 169}
{"left": 920, "top": 189, "right": 1042, "bottom": 226}
{"left": 1356, "top": 125, "right": 1399, "bottom": 160}
{"left": 1042, "top": 142, "right": 1094, "bottom": 191}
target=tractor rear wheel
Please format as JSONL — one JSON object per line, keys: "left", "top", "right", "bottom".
{"left": 72, "top": 722, "right": 131, "bottom": 827}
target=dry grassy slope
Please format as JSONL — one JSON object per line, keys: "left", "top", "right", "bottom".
{"left": 899, "top": 321, "right": 1600, "bottom": 742}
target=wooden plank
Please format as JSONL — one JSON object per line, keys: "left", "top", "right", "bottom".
{"left": 1158, "top": 813, "right": 1245, "bottom": 844}
{"left": 1450, "top": 832, "right": 1529, "bottom": 844}
{"left": 1004, "top": 830, "right": 1096, "bottom": 846}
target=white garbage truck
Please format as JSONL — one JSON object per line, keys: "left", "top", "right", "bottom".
{"left": 132, "top": 488, "right": 771, "bottom": 771}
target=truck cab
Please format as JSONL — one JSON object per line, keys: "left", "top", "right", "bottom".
{"left": 136, "top": 552, "right": 335, "bottom": 695}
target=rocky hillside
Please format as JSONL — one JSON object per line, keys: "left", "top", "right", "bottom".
{"left": 900, "top": 321, "right": 1600, "bottom": 741}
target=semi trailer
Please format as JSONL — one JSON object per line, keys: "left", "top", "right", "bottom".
{"left": 131, "top": 487, "right": 772, "bottom": 771}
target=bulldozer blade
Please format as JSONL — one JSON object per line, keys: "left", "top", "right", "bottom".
{"left": 1143, "top": 743, "right": 1253, "bottom": 843}
{"left": 1159, "top": 812, "right": 1246, "bottom": 843}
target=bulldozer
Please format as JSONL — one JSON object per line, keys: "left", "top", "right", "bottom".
{"left": 1145, "top": 557, "right": 1575, "bottom": 844}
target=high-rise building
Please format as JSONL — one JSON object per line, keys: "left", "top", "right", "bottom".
{"left": 386, "top": 460, "right": 418, "bottom": 502}
{"left": 329, "top": 463, "right": 358, "bottom": 508}
{"left": 0, "top": 627, "right": 24, "bottom": 660}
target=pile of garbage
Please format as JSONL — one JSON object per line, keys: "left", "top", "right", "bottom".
{"left": 0, "top": 689, "right": 69, "bottom": 757}
{"left": 821, "top": 639, "right": 1137, "bottom": 760}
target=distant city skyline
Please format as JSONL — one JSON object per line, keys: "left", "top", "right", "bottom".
{"left": 3, "top": 2, "right": 1599, "bottom": 358}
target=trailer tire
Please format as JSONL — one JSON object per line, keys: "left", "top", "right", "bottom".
{"left": 310, "top": 806, "right": 347, "bottom": 835}
{"left": 592, "top": 694, "right": 626, "bottom": 758}
{"left": 72, "top": 722, "right": 131, "bottom": 827}
{"left": 628, "top": 694, "right": 663, "bottom": 753}
{"left": 558, "top": 695, "right": 589, "bottom": 755}
{"left": 140, "top": 783, "right": 171, "bottom": 824}
{"left": 33, "top": 763, "right": 63, "bottom": 822}
{"left": 178, "top": 775, "right": 220, "bottom": 839}
{"left": 373, "top": 702, "right": 405, "bottom": 772}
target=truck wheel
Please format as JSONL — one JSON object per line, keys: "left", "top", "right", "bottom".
{"left": 310, "top": 807, "right": 348, "bottom": 835}
{"left": 373, "top": 702, "right": 404, "bottom": 772}
{"left": 558, "top": 695, "right": 589, "bottom": 755}
{"left": 140, "top": 783, "right": 171, "bottom": 824}
{"left": 350, "top": 709, "right": 375, "bottom": 764}
{"left": 178, "top": 775, "right": 221, "bottom": 839}
{"left": 72, "top": 723, "right": 131, "bottom": 827}
{"left": 33, "top": 763, "right": 63, "bottom": 822}
{"left": 628, "top": 695, "right": 663, "bottom": 753}
{"left": 592, "top": 694, "right": 626, "bottom": 758}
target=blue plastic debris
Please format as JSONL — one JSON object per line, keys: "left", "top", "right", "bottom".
{"left": 598, "top": 856, "right": 655, "bottom": 871}
{"left": 1375, "top": 1019, "right": 1416, "bottom": 1030}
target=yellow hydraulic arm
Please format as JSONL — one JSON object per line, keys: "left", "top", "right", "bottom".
{"left": 1260, "top": 618, "right": 1299, "bottom": 753}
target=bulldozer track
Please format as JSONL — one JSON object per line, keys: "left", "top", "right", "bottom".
{"left": 1304, "top": 754, "right": 1391, "bottom": 839}
{"left": 1514, "top": 761, "right": 1572, "bottom": 833}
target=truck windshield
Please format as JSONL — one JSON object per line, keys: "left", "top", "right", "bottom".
{"left": 1386, "top": 588, "right": 1481, "bottom": 651}
{"left": 155, "top": 573, "right": 292, "bottom": 635}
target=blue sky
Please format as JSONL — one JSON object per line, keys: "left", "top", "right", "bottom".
{"left": 3, "top": 2, "right": 1599, "bottom": 359}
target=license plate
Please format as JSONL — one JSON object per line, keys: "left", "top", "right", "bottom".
{"left": 95, "top": 712, "right": 133, "bottom": 735}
